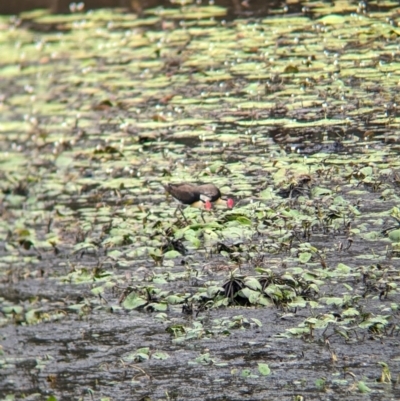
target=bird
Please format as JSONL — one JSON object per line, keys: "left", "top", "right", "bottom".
{"left": 164, "top": 182, "right": 234, "bottom": 222}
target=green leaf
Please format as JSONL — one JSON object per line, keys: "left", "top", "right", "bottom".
{"left": 68, "top": 304, "right": 85, "bottom": 311}
{"left": 238, "top": 287, "right": 261, "bottom": 304}
{"left": 206, "top": 285, "right": 223, "bottom": 298}
{"left": 244, "top": 277, "right": 262, "bottom": 291}
{"left": 152, "top": 276, "right": 168, "bottom": 284}
{"left": 258, "top": 296, "right": 273, "bottom": 306}
{"left": 358, "top": 381, "right": 371, "bottom": 393}
{"left": 258, "top": 363, "right": 271, "bottom": 376}
{"left": 25, "top": 309, "right": 40, "bottom": 324}
{"left": 311, "top": 187, "right": 331, "bottom": 196}
{"left": 389, "top": 230, "right": 400, "bottom": 242}
{"left": 2, "top": 306, "right": 24, "bottom": 314}
{"left": 224, "top": 213, "right": 252, "bottom": 225}
{"left": 359, "top": 166, "right": 373, "bottom": 176}
{"left": 323, "top": 297, "right": 344, "bottom": 306}
{"left": 148, "top": 302, "right": 168, "bottom": 311}
{"left": 264, "top": 284, "right": 282, "bottom": 299}
{"left": 315, "top": 377, "right": 326, "bottom": 389}
{"left": 91, "top": 286, "right": 104, "bottom": 295}
{"left": 298, "top": 252, "right": 312, "bottom": 264}
{"left": 153, "top": 352, "right": 170, "bottom": 360}
{"left": 342, "top": 308, "right": 359, "bottom": 317}
{"left": 288, "top": 296, "right": 307, "bottom": 308}
{"left": 250, "top": 318, "right": 262, "bottom": 327}
{"left": 124, "top": 347, "right": 150, "bottom": 362}
{"left": 186, "top": 235, "right": 201, "bottom": 248}
{"left": 358, "top": 315, "right": 389, "bottom": 329}
{"left": 336, "top": 263, "right": 351, "bottom": 274}
{"left": 122, "top": 293, "right": 148, "bottom": 310}
{"left": 236, "top": 216, "right": 252, "bottom": 225}
{"left": 73, "top": 242, "right": 97, "bottom": 253}
{"left": 135, "top": 352, "right": 149, "bottom": 362}
{"left": 165, "top": 295, "right": 185, "bottom": 304}
{"left": 213, "top": 296, "right": 230, "bottom": 308}
{"left": 106, "top": 250, "right": 123, "bottom": 260}
{"left": 163, "top": 250, "right": 182, "bottom": 259}
{"left": 363, "top": 231, "right": 380, "bottom": 240}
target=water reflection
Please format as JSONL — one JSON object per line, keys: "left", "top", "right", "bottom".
{"left": 1, "top": 0, "right": 303, "bottom": 17}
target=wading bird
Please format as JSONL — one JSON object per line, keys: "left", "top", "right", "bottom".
{"left": 164, "top": 182, "right": 234, "bottom": 222}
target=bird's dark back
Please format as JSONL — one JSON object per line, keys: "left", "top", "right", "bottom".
{"left": 164, "top": 183, "right": 221, "bottom": 204}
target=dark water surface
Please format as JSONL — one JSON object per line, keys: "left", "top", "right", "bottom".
{"left": 1, "top": 1, "right": 400, "bottom": 400}
{"left": 0, "top": 0, "right": 313, "bottom": 17}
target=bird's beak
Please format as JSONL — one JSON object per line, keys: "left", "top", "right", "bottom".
{"left": 214, "top": 198, "right": 234, "bottom": 208}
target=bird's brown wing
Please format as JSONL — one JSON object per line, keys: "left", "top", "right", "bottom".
{"left": 164, "top": 183, "right": 201, "bottom": 204}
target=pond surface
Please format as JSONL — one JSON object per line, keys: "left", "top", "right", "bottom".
{"left": 1, "top": 1, "right": 400, "bottom": 400}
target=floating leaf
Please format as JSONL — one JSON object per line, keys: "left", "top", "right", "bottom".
{"left": 250, "top": 318, "right": 262, "bottom": 327}
{"left": 238, "top": 287, "right": 261, "bottom": 304}
{"left": 323, "top": 297, "right": 344, "bottom": 306}
{"left": 358, "top": 381, "right": 371, "bottom": 393}
{"left": 165, "top": 295, "right": 185, "bottom": 304}
{"left": 122, "top": 293, "right": 148, "bottom": 310}
{"left": 288, "top": 297, "right": 307, "bottom": 308}
{"left": 258, "top": 363, "right": 271, "bottom": 376}
{"left": 163, "top": 250, "right": 182, "bottom": 259}
{"left": 388, "top": 230, "right": 400, "bottom": 242}
{"left": 336, "top": 263, "right": 351, "bottom": 274}
{"left": 298, "top": 252, "right": 312, "bottom": 264}
{"left": 148, "top": 302, "right": 168, "bottom": 311}
{"left": 244, "top": 277, "right": 262, "bottom": 291}
{"left": 153, "top": 352, "right": 170, "bottom": 360}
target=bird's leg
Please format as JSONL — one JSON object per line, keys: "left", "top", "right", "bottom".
{"left": 200, "top": 210, "right": 206, "bottom": 224}
{"left": 174, "top": 204, "right": 189, "bottom": 224}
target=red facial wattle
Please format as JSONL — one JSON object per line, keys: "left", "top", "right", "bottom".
{"left": 205, "top": 200, "right": 212, "bottom": 210}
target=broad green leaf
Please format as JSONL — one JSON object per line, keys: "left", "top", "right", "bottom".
{"left": 122, "top": 293, "right": 148, "bottom": 310}
{"left": 258, "top": 363, "right": 271, "bottom": 376}
{"left": 358, "top": 381, "right": 371, "bottom": 393}
{"left": 298, "top": 252, "right": 312, "bottom": 264}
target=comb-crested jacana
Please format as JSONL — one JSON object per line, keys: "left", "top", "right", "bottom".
{"left": 164, "top": 182, "right": 234, "bottom": 221}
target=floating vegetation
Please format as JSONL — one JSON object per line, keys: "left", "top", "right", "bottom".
{"left": 1, "top": 0, "right": 400, "bottom": 399}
